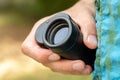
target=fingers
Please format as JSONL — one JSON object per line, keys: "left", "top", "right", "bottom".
{"left": 44, "top": 60, "right": 92, "bottom": 75}
{"left": 21, "top": 41, "right": 60, "bottom": 63}
{"left": 21, "top": 38, "right": 92, "bottom": 75}
{"left": 21, "top": 16, "right": 61, "bottom": 63}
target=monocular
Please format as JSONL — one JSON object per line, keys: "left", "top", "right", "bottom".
{"left": 35, "top": 13, "right": 96, "bottom": 69}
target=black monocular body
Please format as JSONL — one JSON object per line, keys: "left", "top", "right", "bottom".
{"left": 35, "top": 13, "right": 96, "bottom": 69}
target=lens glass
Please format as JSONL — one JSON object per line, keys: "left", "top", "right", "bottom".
{"left": 46, "top": 20, "right": 69, "bottom": 45}
{"left": 54, "top": 27, "right": 68, "bottom": 44}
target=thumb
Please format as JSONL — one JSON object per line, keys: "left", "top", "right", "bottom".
{"left": 67, "top": 12, "right": 97, "bottom": 49}
{"left": 79, "top": 14, "right": 97, "bottom": 49}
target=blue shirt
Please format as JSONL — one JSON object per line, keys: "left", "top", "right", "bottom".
{"left": 93, "top": 0, "right": 120, "bottom": 80}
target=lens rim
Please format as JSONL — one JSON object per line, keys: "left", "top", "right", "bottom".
{"left": 43, "top": 19, "right": 72, "bottom": 47}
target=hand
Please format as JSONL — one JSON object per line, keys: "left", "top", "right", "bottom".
{"left": 21, "top": 0, "right": 97, "bottom": 75}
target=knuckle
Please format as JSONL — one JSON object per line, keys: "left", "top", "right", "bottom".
{"left": 50, "top": 66, "right": 60, "bottom": 72}
{"left": 21, "top": 42, "right": 27, "bottom": 54}
{"left": 21, "top": 41, "right": 32, "bottom": 55}
{"left": 36, "top": 56, "right": 47, "bottom": 63}
{"left": 44, "top": 64, "right": 58, "bottom": 72}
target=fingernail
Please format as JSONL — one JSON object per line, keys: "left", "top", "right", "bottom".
{"left": 73, "top": 63, "right": 84, "bottom": 71}
{"left": 48, "top": 54, "right": 60, "bottom": 61}
{"left": 85, "top": 68, "right": 91, "bottom": 74}
{"left": 82, "top": 66, "right": 92, "bottom": 74}
{"left": 87, "top": 35, "right": 97, "bottom": 47}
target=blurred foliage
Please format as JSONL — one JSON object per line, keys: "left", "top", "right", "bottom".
{"left": 0, "top": 0, "right": 78, "bottom": 20}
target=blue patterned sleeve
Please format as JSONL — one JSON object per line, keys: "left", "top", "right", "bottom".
{"left": 93, "top": 0, "right": 120, "bottom": 80}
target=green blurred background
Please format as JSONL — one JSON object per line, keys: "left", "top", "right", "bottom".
{"left": 0, "top": 0, "right": 92, "bottom": 80}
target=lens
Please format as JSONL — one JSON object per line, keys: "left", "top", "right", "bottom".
{"left": 46, "top": 20, "right": 69, "bottom": 45}
{"left": 54, "top": 27, "right": 68, "bottom": 44}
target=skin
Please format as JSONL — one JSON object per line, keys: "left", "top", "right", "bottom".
{"left": 21, "top": 0, "right": 97, "bottom": 75}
